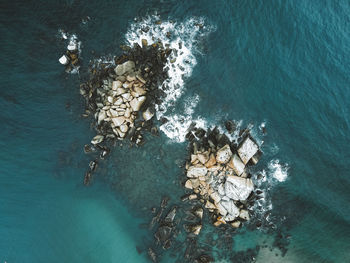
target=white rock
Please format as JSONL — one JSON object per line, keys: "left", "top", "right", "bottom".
{"left": 224, "top": 214, "right": 237, "bottom": 222}
{"left": 216, "top": 145, "right": 232, "bottom": 164}
{"left": 111, "top": 116, "right": 126, "bottom": 126}
{"left": 190, "top": 179, "right": 200, "bottom": 189}
{"left": 187, "top": 166, "right": 208, "bottom": 178}
{"left": 133, "top": 86, "right": 147, "bottom": 96}
{"left": 185, "top": 180, "right": 193, "bottom": 189}
{"left": 142, "top": 108, "right": 154, "bottom": 121}
{"left": 112, "top": 81, "right": 123, "bottom": 91}
{"left": 239, "top": 209, "right": 250, "bottom": 221}
{"left": 224, "top": 176, "right": 254, "bottom": 201}
{"left": 126, "top": 74, "right": 136, "bottom": 82}
{"left": 109, "top": 109, "right": 119, "bottom": 117}
{"left": 115, "top": 88, "right": 125, "bottom": 96}
{"left": 192, "top": 224, "right": 202, "bottom": 235}
{"left": 218, "top": 184, "right": 225, "bottom": 196}
{"left": 119, "top": 124, "right": 128, "bottom": 133}
{"left": 216, "top": 202, "right": 228, "bottom": 216}
{"left": 194, "top": 208, "right": 203, "bottom": 219}
{"left": 122, "top": 93, "right": 131, "bottom": 100}
{"left": 114, "top": 60, "right": 135, "bottom": 76}
{"left": 208, "top": 166, "right": 222, "bottom": 173}
{"left": 197, "top": 152, "right": 209, "bottom": 165}
{"left": 118, "top": 129, "right": 126, "bottom": 138}
{"left": 97, "top": 110, "right": 106, "bottom": 124}
{"left": 238, "top": 137, "right": 259, "bottom": 164}
{"left": 228, "top": 154, "right": 245, "bottom": 176}
{"left": 136, "top": 74, "right": 146, "bottom": 84}
{"left": 91, "top": 135, "right": 104, "bottom": 145}
{"left": 205, "top": 201, "right": 216, "bottom": 210}
{"left": 210, "top": 192, "right": 221, "bottom": 204}
{"left": 107, "top": 96, "right": 114, "bottom": 104}
{"left": 220, "top": 200, "right": 240, "bottom": 218}
{"left": 124, "top": 107, "right": 131, "bottom": 118}
{"left": 114, "top": 98, "right": 123, "bottom": 106}
{"left": 130, "top": 96, "right": 146, "bottom": 111}
{"left": 59, "top": 55, "right": 69, "bottom": 65}
{"left": 188, "top": 194, "right": 197, "bottom": 200}
{"left": 67, "top": 42, "right": 77, "bottom": 51}
{"left": 231, "top": 221, "right": 241, "bottom": 228}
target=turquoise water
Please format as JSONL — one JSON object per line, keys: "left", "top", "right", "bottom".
{"left": 1, "top": 0, "right": 350, "bottom": 262}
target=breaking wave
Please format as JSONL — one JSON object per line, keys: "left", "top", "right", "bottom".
{"left": 268, "top": 159, "right": 289, "bottom": 182}
{"left": 125, "top": 15, "right": 214, "bottom": 142}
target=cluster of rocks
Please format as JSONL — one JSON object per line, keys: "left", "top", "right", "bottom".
{"left": 183, "top": 122, "right": 262, "bottom": 228}
{"left": 59, "top": 39, "right": 80, "bottom": 73}
{"left": 147, "top": 197, "right": 212, "bottom": 263}
{"left": 79, "top": 40, "right": 172, "bottom": 185}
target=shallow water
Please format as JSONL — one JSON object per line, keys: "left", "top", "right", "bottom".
{"left": 1, "top": 0, "right": 350, "bottom": 262}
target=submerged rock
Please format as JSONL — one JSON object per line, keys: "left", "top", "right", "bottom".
{"left": 91, "top": 135, "right": 104, "bottom": 145}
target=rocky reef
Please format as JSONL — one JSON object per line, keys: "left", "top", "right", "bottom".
{"left": 79, "top": 40, "right": 172, "bottom": 185}
{"left": 182, "top": 122, "right": 262, "bottom": 229}
{"left": 58, "top": 33, "right": 81, "bottom": 73}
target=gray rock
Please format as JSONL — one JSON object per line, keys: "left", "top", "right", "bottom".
{"left": 114, "top": 60, "right": 135, "bottom": 76}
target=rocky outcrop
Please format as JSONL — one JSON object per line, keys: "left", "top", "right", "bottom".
{"left": 183, "top": 124, "right": 261, "bottom": 228}
{"left": 79, "top": 40, "right": 172, "bottom": 185}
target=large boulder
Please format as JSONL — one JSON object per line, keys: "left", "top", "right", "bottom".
{"left": 59, "top": 55, "right": 69, "bottom": 65}
{"left": 97, "top": 110, "right": 106, "bottom": 124}
{"left": 224, "top": 176, "right": 254, "bottom": 201}
{"left": 186, "top": 166, "right": 208, "bottom": 178}
{"left": 237, "top": 137, "right": 259, "bottom": 164}
{"left": 112, "top": 116, "right": 126, "bottom": 126}
{"left": 130, "top": 96, "right": 146, "bottom": 111}
{"left": 220, "top": 200, "right": 240, "bottom": 220}
{"left": 216, "top": 145, "right": 232, "bottom": 164}
{"left": 143, "top": 108, "right": 154, "bottom": 121}
{"left": 228, "top": 154, "right": 245, "bottom": 176}
{"left": 114, "top": 60, "right": 135, "bottom": 76}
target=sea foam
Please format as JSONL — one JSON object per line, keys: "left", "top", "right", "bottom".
{"left": 125, "top": 15, "right": 214, "bottom": 142}
{"left": 268, "top": 159, "right": 289, "bottom": 182}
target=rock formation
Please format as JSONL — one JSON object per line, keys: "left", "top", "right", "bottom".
{"left": 183, "top": 124, "right": 261, "bottom": 227}
{"left": 79, "top": 40, "right": 172, "bottom": 185}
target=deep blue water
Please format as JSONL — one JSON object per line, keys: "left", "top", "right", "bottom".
{"left": 1, "top": 0, "right": 350, "bottom": 262}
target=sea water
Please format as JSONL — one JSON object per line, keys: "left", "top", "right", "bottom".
{"left": 1, "top": 0, "right": 350, "bottom": 262}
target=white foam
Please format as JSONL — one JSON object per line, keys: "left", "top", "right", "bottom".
{"left": 268, "top": 159, "right": 289, "bottom": 182}
{"left": 159, "top": 95, "right": 208, "bottom": 143}
{"left": 125, "top": 15, "right": 214, "bottom": 141}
